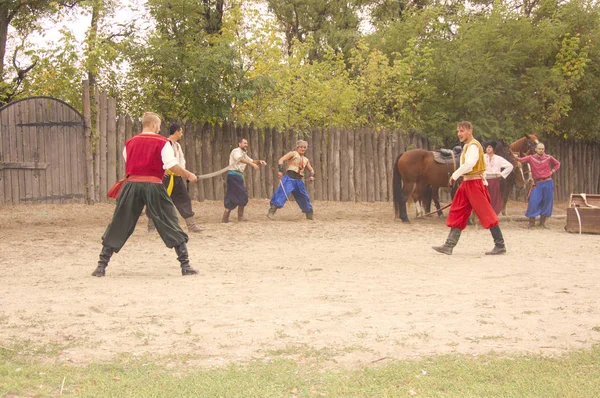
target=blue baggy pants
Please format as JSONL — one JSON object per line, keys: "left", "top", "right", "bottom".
{"left": 525, "top": 179, "right": 554, "bottom": 218}
{"left": 270, "top": 174, "right": 313, "bottom": 213}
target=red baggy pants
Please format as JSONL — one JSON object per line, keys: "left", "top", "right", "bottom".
{"left": 446, "top": 179, "right": 499, "bottom": 230}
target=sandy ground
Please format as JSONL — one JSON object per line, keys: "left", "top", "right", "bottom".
{"left": 0, "top": 199, "right": 599, "bottom": 368}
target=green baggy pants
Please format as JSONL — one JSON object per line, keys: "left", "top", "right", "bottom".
{"left": 102, "top": 182, "right": 188, "bottom": 252}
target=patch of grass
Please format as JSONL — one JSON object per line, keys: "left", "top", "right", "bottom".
{"left": 1, "top": 343, "right": 600, "bottom": 397}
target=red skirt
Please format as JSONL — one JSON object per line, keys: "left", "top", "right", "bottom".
{"left": 446, "top": 179, "right": 499, "bottom": 230}
{"left": 486, "top": 178, "right": 503, "bottom": 215}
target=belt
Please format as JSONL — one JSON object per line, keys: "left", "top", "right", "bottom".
{"left": 228, "top": 170, "right": 243, "bottom": 177}
{"left": 534, "top": 177, "right": 552, "bottom": 183}
{"left": 127, "top": 175, "right": 162, "bottom": 183}
{"left": 463, "top": 174, "right": 483, "bottom": 181}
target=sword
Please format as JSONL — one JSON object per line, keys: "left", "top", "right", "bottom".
{"left": 279, "top": 178, "right": 289, "bottom": 201}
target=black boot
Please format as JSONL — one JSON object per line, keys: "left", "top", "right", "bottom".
{"left": 175, "top": 242, "right": 199, "bottom": 276}
{"left": 92, "top": 246, "right": 114, "bottom": 277}
{"left": 432, "top": 228, "right": 461, "bottom": 255}
{"left": 306, "top": 212, "right": 314, "bottom": 220}
{"left": 539, "top": 215, "right": 548, "bottom": 229}
{"left": 267, "top": 206, "right": 277, "bottom": 219}
{"left": 485, "top": 225, "right": 507, "bottom": 255}
{"left": 528, "top": 217, "right": 536, "bottom": 228}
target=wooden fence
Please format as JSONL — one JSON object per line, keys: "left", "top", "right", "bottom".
{"left": 88, "top": 95, "right": 600, "bottom": 205}
{"left": 4, "top": 87, "right": 596, "bottom": 206}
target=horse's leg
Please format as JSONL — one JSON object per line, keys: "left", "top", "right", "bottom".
{"left": 433, "top": 188, "right": 443, "bottom": 216}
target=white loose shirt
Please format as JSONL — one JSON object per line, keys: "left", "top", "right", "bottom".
{"left": 451, "top": 143, "right": 479, "bottom": 181}
{"left": 228, "top": 147, "right": 253, "bottom": 172}
{"left": 484, "top": 154, "right": 513, "bottom": 179}
{"left": 122, "top": 132, "right": 179, "bottom": 170}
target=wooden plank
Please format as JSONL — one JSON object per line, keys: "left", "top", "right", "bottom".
{"left": 14, "top": 101, "right": 26, "bottom": 203}
{"left": 39, "top": 99, "right": 52, "bottom": 204}
{"left": 352, "top": 128, "right": 361, "bottom": 202}
{"left": 326, "top": 127, "right": 334, "bottom": 201}
{"left": 366, "top": 129, "right": 375, "bottom": 202}
{"left": 93, "top": 89, "right": 100, "bottom": 202}
{"left": 50, "top": 100, "right": 61, "bottom": 204}
{"left": 378, "top": 130, "right": 387, "bottom": 201}
{"left": 82, "top": 79, "right": 95, "bottom": 204}
{"left": 347, "top": 128, "right": 355, "bottom": 202}
{"left": 194, "top": 122, "right": 204, "bottom": 202}
{"left": 76, "top": 108, "right": 86, "bottom": 203}
{"left": 265, "top": 127, "right": 274, "bottom": 198}
{"left": 386, "top": 132, "right": 393, "bottom": 202}
{"left": 106, "top": 97, "right": 117, "bottom": 192}
{"left": 117, "top": 115, "right": 126, "bottom": 179}
{"left": 273, "top": 127, "right": 282, "bottom": 196}
{"left": 0, "top": 103, "right": 7, "bottom": 205}
{"left": 340, "top": 128, "right": 349, "bottom": 201}
{"left": 305, "top": 130, "right": 315, "bottom": 199}
{"left": 258, "top": 127, "right": 267, "bottom": 198}
{"left": 213, "top": 123, "right": 224, "bottom": 201}
{"left": 311, "top": 127, "right": 322, "bottom": 201}
{"left": 250, "top": 124, "right": 260, "bottom": 198}
{"left": 98, "top": 92, "right": 107, "bottom": 200}
{"left": 56, "top": 102, "right": 68, "bottom": 203}
{"left": 333, "top": 127, "right": 341, "bottom": 201}
{"left": 23, "top": 100, "right": 34, "bottom": 201}
{"left": 201, "top": 123, "right": 214, "bottom": 200}
{"left": 6, "top": 103, "right": 16, "bottom": 204}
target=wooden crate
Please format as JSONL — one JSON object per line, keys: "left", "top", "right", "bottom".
{"left": 566, "top": 194, "right": 600, "bottom": 234}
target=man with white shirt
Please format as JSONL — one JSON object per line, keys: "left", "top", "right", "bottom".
{"left": 222, "top": 138, "right": 267, "bottom": 223}
{"left": 147, "top": 123, "right": 202, "bottom": 233}
{"left": 432, "top": 122, "right": 506, "bottom": 255}
{"left": 483, "top": 140, "right": 514, "bottom": 215}
{"left": 92, "top": 112, "right": 199, "bottom": 277}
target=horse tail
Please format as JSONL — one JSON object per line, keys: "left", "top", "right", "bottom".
{"left": 392, "top": 154, "right": 408, "bottom": 222}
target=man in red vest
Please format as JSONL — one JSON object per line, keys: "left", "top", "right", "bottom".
{"left": 92, "top": 112, "right": 199, "bottom": 277}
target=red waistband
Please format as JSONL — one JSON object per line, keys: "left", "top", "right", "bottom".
{"left": 534, "top": 177, "right": 552, "bottom": 183}
{"left": 127, "top": 175, "right": 162, "bottom": 183}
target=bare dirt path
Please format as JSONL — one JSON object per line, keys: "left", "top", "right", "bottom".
{"left": 1, "top": 200, "right": 599, "bottom": 368}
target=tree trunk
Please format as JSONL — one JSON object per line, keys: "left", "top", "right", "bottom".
{"left": 0, "top": 6, "right": 9, "bottom": 80}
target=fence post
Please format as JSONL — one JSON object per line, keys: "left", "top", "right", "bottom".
{"left": 82, "top": 80, "right": 95, "bottom": 204}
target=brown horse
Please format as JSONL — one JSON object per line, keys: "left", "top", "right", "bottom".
{"left": 392, "top": 149, "right": 458, "bottom": 222}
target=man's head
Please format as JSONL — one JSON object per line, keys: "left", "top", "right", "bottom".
{"left": 169, "top": 123, "right": 183, "bottom": 142}
{"left": 296, "top": 140, "right": 308, "bottom": 155}
{"left": 483, "top": 140, "right": 497, "bottom": 155}
{"left": 141, "top": 112, "right": 161, "bottom": 133}
{"left": 456, "top": 121, "right": 473, "bottom": 143}
{"left": 535, "top": 143, "right": 545, "bottom": 156}
{"left": 238, "top": 137, "right": 249, "bottom": 151}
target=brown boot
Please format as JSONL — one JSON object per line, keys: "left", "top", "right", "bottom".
{"left": 539, "top": 215, "right": 548, "bottom": 229}
{"left": 222, "top": 209, "right": 231, "bottom": 223}
{"left": 267, "top": 206, "right": 277, "bottom": 219}
{"left": 528, "top": 217, "right": 536, "bottom": 228}
{"left": 184, "top": 217, "right": 203, "bottom": 232}
{"left": 238, "top": 206, "right": 248, "bottom": 222}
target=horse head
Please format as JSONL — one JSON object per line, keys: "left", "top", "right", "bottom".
{"left": 510, "top": 134, "right": 539, "bottom": 157}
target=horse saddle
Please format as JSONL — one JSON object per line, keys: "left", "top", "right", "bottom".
{"left": 433, "top": 146, "right": 462, "bottom": 169}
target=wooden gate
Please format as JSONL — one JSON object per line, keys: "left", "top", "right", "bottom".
{"left": 0, "top": 97, "right": 86, "bottom": 205}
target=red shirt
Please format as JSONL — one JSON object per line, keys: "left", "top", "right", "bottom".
{"left": 518, "top": 154, "right": 560, "bottom": 180}
{"left": 125, "top": 133, "right": 169, "bottom": 180}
